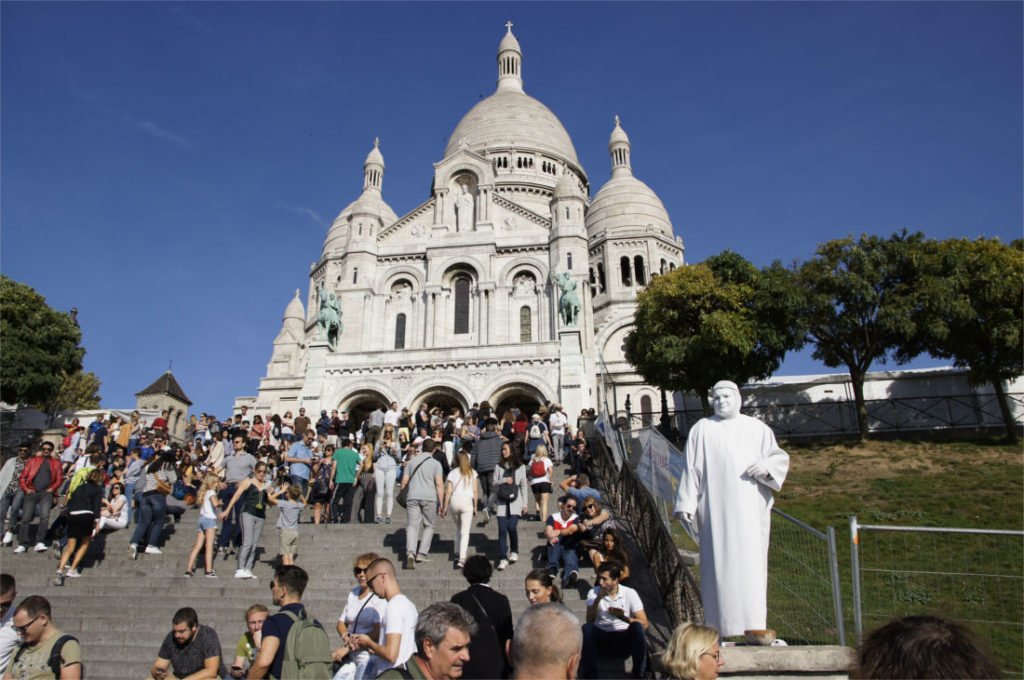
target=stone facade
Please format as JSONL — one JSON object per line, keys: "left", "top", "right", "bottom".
{"left": 238, "top": 25, "right": 684, "bottom": 422}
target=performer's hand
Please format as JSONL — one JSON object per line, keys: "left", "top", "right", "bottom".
{"left": 675, "top": 511, "right": 694, "bottom": 524}
{"left": 746, "top": 461, "right": 769, "bottom": 479}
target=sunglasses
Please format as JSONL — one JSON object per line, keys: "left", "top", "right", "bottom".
{"left": 0, "top": 599, "right": 13, "bottom": 610}
{"left": 565, "top": 505, "right": 577, "bottom": 511}
{"left": 13, "top": 614, "right": 41, "bottom": 635}
{"left": 353, "top": 567, "right": 367, "bottom": 576}
{"left": 584, "top": 503, "right": 597, "bottom": 511}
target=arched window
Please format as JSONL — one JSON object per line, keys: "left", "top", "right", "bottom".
{"left": 661, "top": 259, "right": 668, "bottom": 275}
{"left": 597, "top": 263, "right": 606, "bottom": 293}
{"left": 352, "top": 267, "right": 359, "bottom": 284}
{"left": 395, "top": 313, "right": 407, "bottom": 350}
{"left": 634, "top": 256, "right": 646, "bottom": 286}
{"left": 669, "top": 262, "right": 676, "bottom": 271}
{"left": 640, "top": 395, "right": 653, "bottom": 426}
{"left": 567, "top": 252, "right": 573, "bottom": 270}
{"left": 620, "top": 256, "right": 632, "bottom": 286}
{"left": 454, "top": 277, "right": 470, "bottom": 334}
{"left": 520, "top": 306, "right": 531, "bottom": 343}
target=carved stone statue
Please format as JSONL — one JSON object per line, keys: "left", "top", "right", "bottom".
{"left": 455, "top": 183, "right": 474, "bottom": 232}
{"left": 673, "top": 380, "right": 790, "bottom": 637}
{"left": 316, "top": 282, "right": 343, "bottom": 351}
{"left": 513, "top": 274, "right": 534, "bottom": 297}
{"left": 553, "top": 271, "right": 580, "bottom": 327}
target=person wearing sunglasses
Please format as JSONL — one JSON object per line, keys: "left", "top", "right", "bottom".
{"left": 347, "top": 559, "right": 417, "bottom": 673}
{"left": 333, "top": 553, "right": 386, "bottom": 680}
{"left": 6, "top": 596, "right": 81, "bottom": 679}
{"left": 219, "top": 464, "right": 275, "bottom": 579}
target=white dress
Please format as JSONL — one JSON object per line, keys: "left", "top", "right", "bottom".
{"left": 673, "top": 413, "right": 789, "bottom": 636}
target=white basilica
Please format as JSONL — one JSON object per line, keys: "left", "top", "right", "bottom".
{"left": 237, "top": 25, "right": 684, "bottom": 423}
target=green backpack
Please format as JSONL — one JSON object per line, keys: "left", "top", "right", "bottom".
{"left": 276, "top": 608, "right": 333, "bottom": 680}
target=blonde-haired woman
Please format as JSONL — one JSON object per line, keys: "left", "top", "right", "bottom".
{"left": 528, "top": 444, "right": 554, "bottom": 521}
{"left": 373, "top": 428, "right": 400, "bottom": 524}
{"left": 440, "top": 449, "right": 479, "bottom": 568}
{"left": 185, "top": 473, "right": 223, "bottom": 577}
{"left": 334, "top": 552, "right": 386, "bottom": 680}
{"left": 660, "top": 622, "right": 724, "bottom": 680}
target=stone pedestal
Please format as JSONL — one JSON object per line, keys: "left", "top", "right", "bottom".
{"left": 558, "top": 329, "right": 587, "bottom": 419}
{"left": 298, "top": 340, "right": 330, "bottom": 413}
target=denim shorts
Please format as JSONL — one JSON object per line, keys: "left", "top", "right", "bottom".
{"left": 197, "top": 515, "right": 217, "bottom": 532}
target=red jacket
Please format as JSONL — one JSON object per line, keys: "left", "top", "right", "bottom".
{"left": 19, "top": 455, "right": 63, "bottom": 494}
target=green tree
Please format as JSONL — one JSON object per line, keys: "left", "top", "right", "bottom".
{"left": 49, "top": 370, "right": 103, "bottom": 412}
{"left": 625, "top": 251, "right": 802, "bottom": 414}
{"left": 796, "top": 232, "right": 926, "bottom": 440}
{"left": 0, "top": 275, "right": 85, "bottom": 408}
{"left": 915, "top": 238, "right": 1023, "bottom": 441}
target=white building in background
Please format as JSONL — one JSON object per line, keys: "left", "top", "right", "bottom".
{"left": 236, "top": 25, "right": 684, "bottom": 423}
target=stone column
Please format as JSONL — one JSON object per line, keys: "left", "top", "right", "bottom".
{"left": 422, "top": 290, "right": 433, "bottom": 348}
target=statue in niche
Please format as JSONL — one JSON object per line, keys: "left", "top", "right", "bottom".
{"left": 553, "top": 271, "right": 580, "bottom": 327}
{"left": 673, "top": 380, "right": 790, "bottom": 637}
{"left": 455, "top": 183, "right": 475, "bottom": 232}
{"left": 410, "top": 223, "right": 425, "bottom": 238}
{"left": 502, "top": 216, "right": 517, "bottom": 231}
{"left": 513, "top": 274, "right": 534, "bottom": 297}
{"left": 316, "top": 282, "right": 343, "bottom": 351}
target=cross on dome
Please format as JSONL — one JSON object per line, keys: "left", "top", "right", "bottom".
{"left": 505, "top": 20, "right": 514, "bottom": 32}
{"left": 373, "top": 137, "right": 380, "bottom": 148}
{"left": 614, "top": 114, "right": 620, "bottom": 126}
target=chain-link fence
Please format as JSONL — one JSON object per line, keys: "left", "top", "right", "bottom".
{"left": 850, "top": 518, "right": 1024, "bottom": 676}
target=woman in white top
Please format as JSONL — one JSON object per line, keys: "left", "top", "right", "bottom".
{"left": 185, "top": 474, "right": 222, "bottom": 577}
{"left": 440, "top": 450, "right": 479, "bottom": 568}
{"left": 528, "top": 444, "right": 554, "bottom": 522}
{"left": 95, "top": 482, "right": 129, "bottom": 534}
{"left": 333, "top": 552, "right": 386, "bottom": 680}
{"left": 373, "top": 427, "right": 401, "bottom": 524}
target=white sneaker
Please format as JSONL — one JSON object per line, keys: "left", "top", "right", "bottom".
{"left": 33, "top": 542, "right": 47, "bottom": 552}
{"left": 65, "top": 569, "right": 81, "bottom": 578}
{"left": 13, "top": 545, "right": 26, "bottom": 554}
{"left": 497, "top": 559, "right": 509, "bottom": 571}
{"left": 235, "top": 569, "right": 254, "bottom": 579}
{"left": 144, "top": 546, "right": 162, "bottom": 555}
{"left": 2, "top": 531, "right": 12, "bottom": 545}
{"left": 509, "top": 552, "right": 519, "bottom": 563}
{"left": 129, "top": 544, "right": 138, "bottom": 560}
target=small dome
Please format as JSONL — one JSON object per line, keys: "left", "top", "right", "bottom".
{"left": 553, "top": 171, "right": 581, "bottom": 200}
{"left": 365, "top": 138, "right": 384, "bottom": 168}
{"left": 609, "top": 115, "right": 630, "bottom": 146}
{"left": 586, "top": 175, "right": 673, "bottom": 238}
{"left": 284, "top": 289, "right": 305, "bottom": 321}
{"left": 499, "top": 25, "right": 521, "bottom": 54}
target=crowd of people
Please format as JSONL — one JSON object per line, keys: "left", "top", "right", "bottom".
{"left": 0, "top": 401, "right": 1006, "bottom": 679}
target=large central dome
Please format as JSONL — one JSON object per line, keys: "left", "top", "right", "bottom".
{"left": 445, "top": 90, "right": 580, "bottom": 165}
{"left": 444, "top": 25, "right": 580, "bottom": 168}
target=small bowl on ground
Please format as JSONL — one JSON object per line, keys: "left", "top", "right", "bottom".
{"left": 744, "top": 629, "right": 776, "bottom": 646}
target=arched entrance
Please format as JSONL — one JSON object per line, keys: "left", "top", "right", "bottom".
{"left": 339, "top": 390, "right": 391, "bottom": 434}
{"left": 491, "top": 382, "right": 546, "bottom": 421}
{"left": 409, "top": 386, "right": 468, "bottom": 420}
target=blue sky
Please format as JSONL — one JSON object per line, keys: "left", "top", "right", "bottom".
{"left": 2, "top": 2, "right": 1021, "bottom": 416}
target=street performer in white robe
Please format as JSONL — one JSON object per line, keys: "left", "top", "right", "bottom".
{"left": 673, "top": 380, "right": 789, "bottom": 637}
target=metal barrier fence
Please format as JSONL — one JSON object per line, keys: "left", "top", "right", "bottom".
{"left": 769, "top": 509, "right": 846, "bottom": 646}
{"left": 850, "top": 517, "right": 1024, "bottom": 676}
{"left": 588, "top": 434, "right": 704, "bottom": 628}
{"left": 621, "top": 392, "right": 1024, "bottom": 440}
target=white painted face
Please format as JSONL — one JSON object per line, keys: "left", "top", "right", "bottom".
{"left": 712, "top": 387, "right": 740, "bottom": 419}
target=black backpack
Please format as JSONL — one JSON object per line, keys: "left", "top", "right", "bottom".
{"left": 13, "top": 634, "right": 78, "bottom": 677}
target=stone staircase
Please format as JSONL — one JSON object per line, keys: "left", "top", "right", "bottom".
{"left": 1, "top": 472, "right": 607, "bottom": 678}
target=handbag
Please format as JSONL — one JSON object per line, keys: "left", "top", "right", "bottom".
{"left": 171, "top": 480, "right": 189, "bottom": 500}
{"left": 154, "top": 478, "right": 173, "bottom": 495}
{"left": 396, "top": 457, "right": 430, "bottom": 509}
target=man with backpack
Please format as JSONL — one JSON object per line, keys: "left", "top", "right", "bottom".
{"left": 6, "top": 596, "right": 81, "bottom": 679}
{"left": 249, "top": 564, "right": 332, "bottom": 680}
{"left": 472, "top": 419, "right": 502, "bottom": 523}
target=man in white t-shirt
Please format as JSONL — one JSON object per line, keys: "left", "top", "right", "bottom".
{"left": 351, "top": 558, "right": 418, "bottom": 675}
{"left": 547, "top": 405, "right": 568, "bottom": 464}
{"left": 581, "top": 561, "right": 649, "bottom": 678}
{"left": 0, "top": 574, "right": 18, "bottom": 675}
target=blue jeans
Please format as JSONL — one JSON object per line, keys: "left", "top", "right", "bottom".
{"left": 216, "top": 483, "right": 241, "bottom": 548}
{"left": 547, "top": 540, "right": 579, "bottom": 582}
{"left": 0, "top": 490, "right": 23, "bottom": 534}
{"left": 580, "top": 622, "right": 648, "bottom": 679}
{"left": 131, "top": 487, "right": 146, "bottom": 524}
{"left": 497, "top": 514, "right": 519, "bottom": 557}
{"left": 130, "top": 493, "right": 167, "bottom": 547}
{"left": 290, "top": 475, "right": 309, "bottom": 496}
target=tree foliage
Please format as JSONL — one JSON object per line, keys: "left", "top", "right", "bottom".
{"left": 0, "top": 275, "right": 85, "bottom": 408}
{"left": 796, "top": 231, "right": 926, "bottom": 439}
{"left": 50, "top": 370, "right": 103, "bottom": 412}
{"left": 916, "top": 238, "right": 1023, "bottom": 440}
{"left": 625, "top": 251, "right": 802, "bottom": 414}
